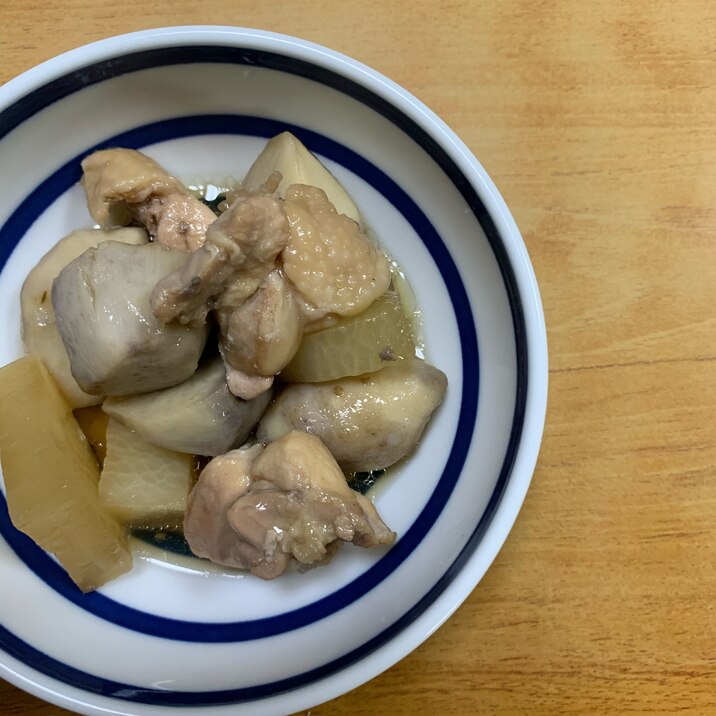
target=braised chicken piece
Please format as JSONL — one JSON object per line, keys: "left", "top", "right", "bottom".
{"left": 182, "top": 443, "right": 263, "bottom": 570}
{"left": 219, "top": 268, "right": 306, "bottom": 399}
{"left": 282, "top": 185, "right": 390, "bottom": 316}
{"left": 257, "top": 359, "right": 448, "bottom": 472}
{"left": 81, "top": 148, "right": 216, "bottom": 252}
{"left": 133, "top": 193, "right": 217, "bottom": 252}
{"left": 184, "top": 431, "right": 395, "bottom": 579}
{"left": 221, "top": 269, "right": 304, "bottom": 379}
{"left": 150, "top": 194, "right": 290, "bottom": 327}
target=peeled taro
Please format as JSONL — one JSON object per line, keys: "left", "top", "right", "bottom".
{"left": 52, "top": 241, "right": 208, "bottom": 396}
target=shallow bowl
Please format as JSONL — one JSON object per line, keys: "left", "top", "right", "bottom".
{"left": 0, "top": 26, "right": 547, "bottom": 716}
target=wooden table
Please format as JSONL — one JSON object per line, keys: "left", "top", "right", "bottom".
{"left": 1, "top": 1, "right": 714, "bottom": 713}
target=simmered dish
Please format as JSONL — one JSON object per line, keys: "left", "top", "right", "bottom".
{"left": 0, "top": 133, "right": 447, "bottom": 591}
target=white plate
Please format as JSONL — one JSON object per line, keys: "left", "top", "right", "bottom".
{"left": 0, "top": 27, "right": 548, "bottom": 715}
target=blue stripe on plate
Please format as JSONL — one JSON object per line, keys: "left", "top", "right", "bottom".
{"left": 0, "top": 46, "right": 527, "bottom": 705}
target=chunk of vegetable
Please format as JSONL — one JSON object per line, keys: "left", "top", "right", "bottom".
{"left": 52, "top": 241, "right": 209, "bottom": 396}
{"left": 0, "top": 355, "right": 132, "bottom": 592}
{"left": 282, "top": 291, "right": 415, "bottom": 382}
{"left": 21, "top": 227, "right": 148, "bottom": 407}
{"left": 242, "top": 131, "right": 361, "bottom": 223}
{"left": 99, "top": 418, "right": 193, "bottom": 528}
{"left": 74, "top": 405, "right": 109, "bottom": 467}
{"left": 258, "top": 359, "right": 447, "bottom": 472}
{"left": 103, "top": 356, "right": 272, "bottom": 457}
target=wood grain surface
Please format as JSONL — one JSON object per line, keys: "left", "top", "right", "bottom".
{"left": 1, "top": 1, "right": 714, "bottom": 714}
